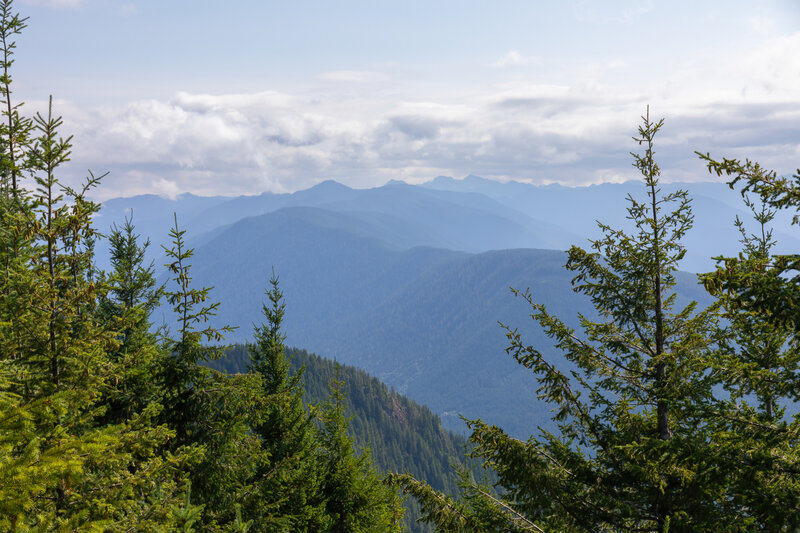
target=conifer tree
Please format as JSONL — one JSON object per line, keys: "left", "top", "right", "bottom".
{"left": 317, "top": 366, "right": 404, "bottom": 532}
{"left": 0, "top": 89, "right": 188, "bottom": 533}
{"left": 0, "top": 0, "right": 29, "bottom": 197}
{"left": 395, "top": 110, "right": 722, "bottom": 532}
{"left": 246, "top": 269, "right": 326, "bottom": 531}
{"left": 159, "top": 215, "right": 260, "bottom": 527}
{"left": 696, "top": 154, "right": 800, "bottom": 529}
{"left": 97, "top": 216, "right": 163, "bottom": 423}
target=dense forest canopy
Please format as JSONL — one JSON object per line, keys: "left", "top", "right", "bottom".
{"left": 1, "top": 1, "right": 799, "bottom": 531}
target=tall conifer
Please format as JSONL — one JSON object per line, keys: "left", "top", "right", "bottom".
{"left": 395, "top": 110, "right": 722, "bottom": 532}
{"left": 317, "top": 366, "right": 404, "bottom": 532}
{"left": 697, "top": 154, "right": 800, "bottom": 529}
{"left": 159, "top": 215, "right": 260, "bottom": 526}
{"left": 247, "top": 270, "right": 326, "bottom": 531}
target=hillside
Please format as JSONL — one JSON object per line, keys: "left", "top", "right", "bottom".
{"left": 209, "top": 345, "right": 481, "bottom": 533}
{"left": 154, "top": 205, "right": 711, "bottom": 437}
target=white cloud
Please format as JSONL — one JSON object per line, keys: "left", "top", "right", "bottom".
{"left": 151, "top": 177, "right": 180, "bottom": 200}
{"left": 43, "top": 27, "right": 800, "bottom": 200}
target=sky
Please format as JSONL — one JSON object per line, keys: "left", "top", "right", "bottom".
{"left": 12, "top": 0, "right": 800, "bottom": 199}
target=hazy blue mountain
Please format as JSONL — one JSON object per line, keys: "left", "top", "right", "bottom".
{"left": 95, "top": 193, "right": 229, "bottom": 270}
{"left": 422, "top": 175, "right": 799, "bottom": 272}
{"left": 98, "top": 176, "right": 798, "bottom": 279}
{"left": 156, "top": 206, "right": 712, "bottom": 437}
{"left": 97, "top": 176, "right": 788, "bottom": 435}
{"left": 96, "top": 179, "right": 580, "bottom": 273}
{"left": 182, "top": 178, "right": 579, "bottom": 252}
{"left": 180, "top": 180, "right": 357, "bottom": 237}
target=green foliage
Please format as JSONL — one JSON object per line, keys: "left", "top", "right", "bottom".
{"left": 244, "top": 270, "right": 326, "bottom": 531}
{"left": 96, "top": 216, "right": 163, "bottom": 424}
{"left": 157, "top": 215, "right": 267, "bottom": 527}
{"left": 212, "top": 344, "right": 476, "bottom": 533}
{"left": 0, "top": 3, "right": 463, "bottom": 531}
{"left": 696, "top": 153, "right": 800, "bottom": 529}
{"left": 5, "top": 2, "right": 799, "bottom": 529}
{"left": 317, "top": 366, "right": 404, "bottom": 532}
{"left": 0, "top": 0, "right": 29, "bottom": 195}
{"left": 389, "top": 470, "right": 540, "bottom": 533}
{"left": 697, "top": 153, "right": 800, "bottom": 330}
{"left": 0, "top": 5, "right": 191, "bottom": 527}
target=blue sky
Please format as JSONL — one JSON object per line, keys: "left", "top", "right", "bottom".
{"left": 14, "top": 0, "right": 800, "bottom": 198}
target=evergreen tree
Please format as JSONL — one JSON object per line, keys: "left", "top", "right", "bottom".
{"left": 159, "top": 214, "right": 260, "bottom": 527}
{"left": 697, "top": 154, "right": 800, "bottom": 529}
{"left": 0, "top": 0, "right": 29, "bottom": 197}
{"left": 0, "top": 70, "right": 189, "bottom": 531}
{"left": 317, "top": 365, "right": 403, "bottom": 533}
{"left": 246, "top": 269, "right": 326, "bottom": 531}
{"left": 395, "top": 110, "right": 722, "bottom": 531}
{"left": 97, "top": 216, "right": 163, "bottom": 424}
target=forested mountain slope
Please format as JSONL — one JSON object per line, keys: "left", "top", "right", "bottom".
{"left": 157, "top": 206, "right": 711, "bottom": 437}
{"left": 209, "top": 346, "right": 481, "bottom": 533}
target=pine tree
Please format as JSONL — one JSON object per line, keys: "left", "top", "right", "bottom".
{"left": 0, "top": 0, "right": 29, "bottom": 197}
{"left": 246, "top": 269, "right": 326, "bottom": 531}
{"left": 158, "top": 215, "right": 261, "bottom": 527}
{"left": 97, "top": 216, "right": 163, "bottom": 424}
{"left": 696, "top": 154, "right": 800, "bottom": 529}
{"left": 0, "top": 91, "right": 188, "bottom": 533}
{"left": 317, "top": 365, "right": 404, "bottom": 533}
{"left": 395, "top": 110, "right": 722, "bottom": 531}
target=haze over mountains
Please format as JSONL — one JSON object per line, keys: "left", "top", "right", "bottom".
{"left": 96, "top": 175, "right": 795, "bottom": 436}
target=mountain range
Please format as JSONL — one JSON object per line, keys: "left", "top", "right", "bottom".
{"left": 96, "top": 175, "right": 792, "bottom": 436}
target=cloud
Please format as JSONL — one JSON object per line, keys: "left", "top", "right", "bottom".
{"left": 151, "top": 177, "right": 180, "bottom": 200}
{"left": 43, "top": 29, "right": 800, "bottom": 200}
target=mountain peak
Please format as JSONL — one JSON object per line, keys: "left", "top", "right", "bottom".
{"left": 308, "top": 179, "right": 351, "bottom": 192}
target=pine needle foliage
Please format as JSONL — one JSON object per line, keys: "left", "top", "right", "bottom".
{"left": 245, "top": 269, "right": 325, "bottom": 530}
{"left": 0, "top": 7, "right": 191, "bottom": 525}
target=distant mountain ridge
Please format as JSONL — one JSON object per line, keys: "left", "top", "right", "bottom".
{"left": 98, "top": 175, "right": 798, "bottom": 275}
{"left": 97, "top": 175, "right": 791, "bottom": 436}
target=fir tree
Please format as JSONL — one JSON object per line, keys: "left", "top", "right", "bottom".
{"left": 97, "top": 216, "right": 163, "bottom": 423}
{"left": 317, "top": 365, "right": 404, "bottom": 533}
{"left": 159, "top": 214, "right": 260, "bottom": 527}
{"left": 395, "top": 110, "right": 722, "bottom": 532}
{"left": 0, "top": 77, "right": 189, "bottom": 532}
{"left": 246, "top": 269, "right": 326, "bottom": 531}
{"left": 697, "top": 154, "right": 800, "bottom": 529}
{"left": 0, "top": 0, "right": 29, "bottom": 197}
